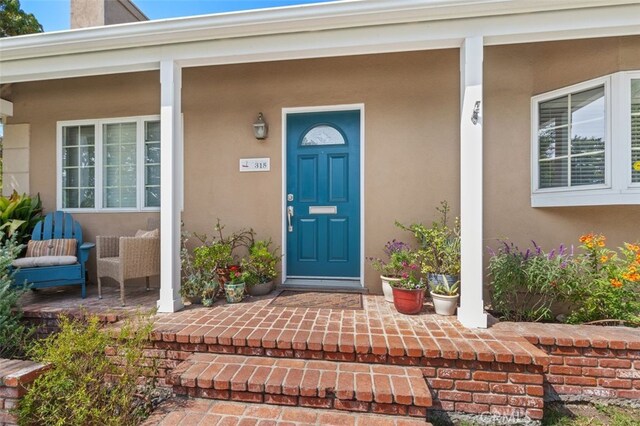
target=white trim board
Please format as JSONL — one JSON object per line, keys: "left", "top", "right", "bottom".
{"left": 2, "top": 4, "right": 640, "bottom": 84}
{"left": 281, "top": 104, "right": 366, "bottom": 289}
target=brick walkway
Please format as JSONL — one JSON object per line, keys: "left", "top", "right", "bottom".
{"left": 143, "top": 398, "right": 431, "bottom": 426}
{"left": 152, "top": 291, "right": 548, "bottom": 366}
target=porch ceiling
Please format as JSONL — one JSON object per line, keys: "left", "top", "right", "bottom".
{"left": 0, "top": 1, "right": 639, "bottom": 84}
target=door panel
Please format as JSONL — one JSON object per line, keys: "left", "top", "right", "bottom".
{"left": 286, "top": 110, "right": 360, "bottom": 278}
{"left": 328, "top": 154, "right": 348, "bottom": 202}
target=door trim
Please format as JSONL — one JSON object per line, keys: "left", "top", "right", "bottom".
{"left": 281, "top": 103, "right": 365, "bottom": 288}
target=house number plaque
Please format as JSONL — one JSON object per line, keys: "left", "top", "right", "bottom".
{"left": 239, "top": 158, "right": 270, "bottom": 172}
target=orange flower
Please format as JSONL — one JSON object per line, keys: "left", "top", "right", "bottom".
{"left": 610, "top": 278, "right": 623, "bottom": 288}
{"left": 600, "top": 255, "right": 609, "bottom": 263}
{"left": 579, "top": 233, "right": 605, "bottom": 249}
{"left": 626, "top": 243, "right": 640, "bottom": 253}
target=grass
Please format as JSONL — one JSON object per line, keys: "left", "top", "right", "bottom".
{"left": 430, "top": 402, "right": 640, "bottom": 426}
{"left": 542, "top": 403, "right": 640, "bottom": 426}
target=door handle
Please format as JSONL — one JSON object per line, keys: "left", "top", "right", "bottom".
{"left": 287, "top": 206, "right": 294, "bottom": 232}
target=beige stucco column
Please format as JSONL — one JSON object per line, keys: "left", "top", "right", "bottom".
{"left": 458, "top": 37, "right": 488, "bottom": 329}
{"left": 157, "top": 60, "right": 184, "bottom": 313}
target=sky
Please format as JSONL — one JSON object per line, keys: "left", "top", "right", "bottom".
{"left": 20, "top": 0, "right": 338, "bottom": 32}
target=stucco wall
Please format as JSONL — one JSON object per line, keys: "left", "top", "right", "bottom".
{"left": 7, "top": 71, "right": 161, "bottom": 284}
{"left": 484, "top": 36, "right": 640, "bottom": 260}
{"left": 6, "top": 35, "right": 640, "bottom": 295}
{"left": 181, "top": 50, "right": 461, "bottom": 292}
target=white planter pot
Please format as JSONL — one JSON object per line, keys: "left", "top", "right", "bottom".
{"left": 381, "top": 276, "right": 401, "bottom": 303}
{"left": 431, "top": 292, "right": 459, "bottom": 316}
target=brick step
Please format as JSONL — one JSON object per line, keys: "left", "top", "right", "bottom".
{"left": 144, "top": 398, "right": 432, "bottom": 425}
{"left": 168, "top": 353, "right": 432, "bottom": 417}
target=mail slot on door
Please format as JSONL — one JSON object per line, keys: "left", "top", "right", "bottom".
{"left": 309, "top": 206, "right": 337, "bottom": 214}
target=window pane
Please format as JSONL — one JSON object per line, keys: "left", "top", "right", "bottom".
{"left": 539, "top": 158, "right": 568, "bottom": 189}
{"left": 571, "top": 153, "right": 605, "bottom": 186}
{"left": 632, "top": 79, "right": 640, "bottom": 183}
{"left": 145, "top": 121, "right": 160, "bottom": 142}
{"left": 63, "top": 127, "right": 79, "bottom": 146}
{"left": 301, "top": 125, "right": 346, "bottom": 146}
{"left": 631, "top": 150, "right": 640, "bottom": 183}
{"left": 539, "top": 127, "right": 568, "bottom": 159}
{"left": 571, "top": 86, "right": 605, "bottom": 155}
{"left": 146, "top": 165, "right": 160, "bottom": 186}
{"left": 145, "top": 187, "right": 160, "bottom": 208}
{"left": 145, "top": 142, "right": 160, "bottom": 164}
{"left": 80, "top": 126, "right": 95, "bottom": 146}
{"left": 144, "top": 121, "right": 161, "bottom": 208}
{"left": 63, "top": 189, "right": 79, "bottom": 209}
{"left": 62, "top": 125, "right": 95, "bottom": 209}
{"left": 539, "top": 95, "right": 568, "bottom": 130}
{"left": 103, "top": 123, "right": 137, "bottom": 208}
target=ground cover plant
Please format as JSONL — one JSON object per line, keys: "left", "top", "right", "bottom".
{"left": 0, "top": 238, "right": 31, "bottom": 358}
{"left": 17, "top": 313, "right": 158, "bottom": 426}
{"left": 489, "top": 234, "right": 640, "bottom": 325}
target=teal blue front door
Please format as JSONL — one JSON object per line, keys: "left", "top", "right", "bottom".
{"left": 286, "top": 110, "right": 361, "bottom": 279}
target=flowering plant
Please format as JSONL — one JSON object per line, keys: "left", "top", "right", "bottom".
{"left": 488, "top": 240, "right": 576, "bottom": 322}
{"left": 391, "top": 257, "right": 426, "bottom": 290}
{"left": 227, "top": 266, "right": 244, "bottom": 285}
{"left": 566, "top": 234, "right": 640, "bottom": 324}
{"left": 367, "top": 240, "right": 413, "bottom": 277}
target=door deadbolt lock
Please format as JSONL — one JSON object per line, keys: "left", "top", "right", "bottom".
{"left": 287, "top": 194, "right": 294, "bottom": 202}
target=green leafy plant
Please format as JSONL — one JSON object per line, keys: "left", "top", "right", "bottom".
{"left": 488, "top": 241, "right": 574, "bottom": 322}
{"left": 564, "top": 234, "right": 640, "bottom": 325}
{"left": 397, "top": 201, "right": 461, "bottom": 277}
{"left": 17, "top": 313, "right": 158, "bottom": 426}
{"left": 367, "top": 240, "right": 413, "bottom": 277}
{"left": 0, "top": 191, "right": 43, "bottom": 246}
{"left": 201, "top": 281, "right": 219, "bottom": 307}
{"left": 240, "top": 239, "right": 280, "bottom": 286}
{"left": 430, "top": 274, "right": 460, "bottom": 296}
{"left": 180, "top": 229, "right": 210, "bottom": 301}
{"left": 0, "top": 238, "right": 31, "bottom": 358}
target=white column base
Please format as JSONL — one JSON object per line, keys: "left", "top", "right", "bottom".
{"left": 157, "top": 296, "right": 184, "bottom": 313}
{"left": 458, "top": 306, "right": 488, "bottom": 329}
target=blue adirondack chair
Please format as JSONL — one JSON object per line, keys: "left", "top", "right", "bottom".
{"left": 12, "top": 211, "right": 95, "bottom": 298}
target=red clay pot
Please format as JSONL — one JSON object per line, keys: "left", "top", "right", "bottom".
{"left": 392, "top": 287, "right": 425, "bottom": 315}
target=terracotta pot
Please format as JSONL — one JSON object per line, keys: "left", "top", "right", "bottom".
{"left": 431, "top": 292, "right": 459, "bottom": 316}
{"left": 248, "top": 280, "right": 274, "bottom": 296}
{"left": 381, "top": 276, "right": 401, "bottom": 303}
{"left": 392, "top": 287, "right": 425, "bottom": 315}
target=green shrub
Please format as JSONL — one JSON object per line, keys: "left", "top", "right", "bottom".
{"left": 0, "top": 191, "right": 43, "bottom": 246}
{"left": 0, "top": 238, "right": 31, "bottom": 358}
{"left": 488, "top": 241, "right": 576, "bottom": 322}
{"left": 564, "top": 234, "right": 640, "bottom": 324}
{"left": 17, "top": 313, "right": 158, "bottom": 426}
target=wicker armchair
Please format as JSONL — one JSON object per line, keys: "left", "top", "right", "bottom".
{"left": 96, "top": 235, "right": 160, "bottom": 306}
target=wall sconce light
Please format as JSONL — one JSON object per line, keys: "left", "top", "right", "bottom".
{"left": 471, "top": 101, "right": 481, "bottom": 125}
{"left": 253, "top": 112, "right": 268, "bottom": 140}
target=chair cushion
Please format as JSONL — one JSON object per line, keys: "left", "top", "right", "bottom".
{"left": 26, "top": 239, "right": 77, "bottom": 257}
{"left": 12, "top": 256, "right": 78, "bottom": 268}
{"left": 135, "top": 229, "right": 159, "bottom": 238}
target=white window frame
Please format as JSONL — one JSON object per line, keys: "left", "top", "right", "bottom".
{"left": 56, "top": 115, "right": 161, "bottom": 213}
{"left": 531, "top": 72, "right": 640, "bottom": 207}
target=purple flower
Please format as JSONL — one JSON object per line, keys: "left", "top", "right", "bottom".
{"left": 548, "top": 249, "right": 555, "bottom": 260}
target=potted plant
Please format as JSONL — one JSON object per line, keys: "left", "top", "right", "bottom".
{"left": 397, "top": 201, "right": 460, "bottom": 291}
{"left": 391, "top": 258, "right": 426, "bottom": 315}
{"left": 180, "top": 230, "right": 206, "bottom": 305}
{"left": 241, "top": 239, "right": 280, "bottom": 296}
{"left": 201, "top": 280, "right": 219, "bottom": 307}
{"left": 368, "top": 240, "right": 412, "bottom": 303}
{"left": 225, "top": 269, "right": 246, "bottom": 303}
{"left": 430, "top": 274, "right": 460, "bottom": 315}
{"left": 195, "top": 219, "right": 255, "bottom": 286}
